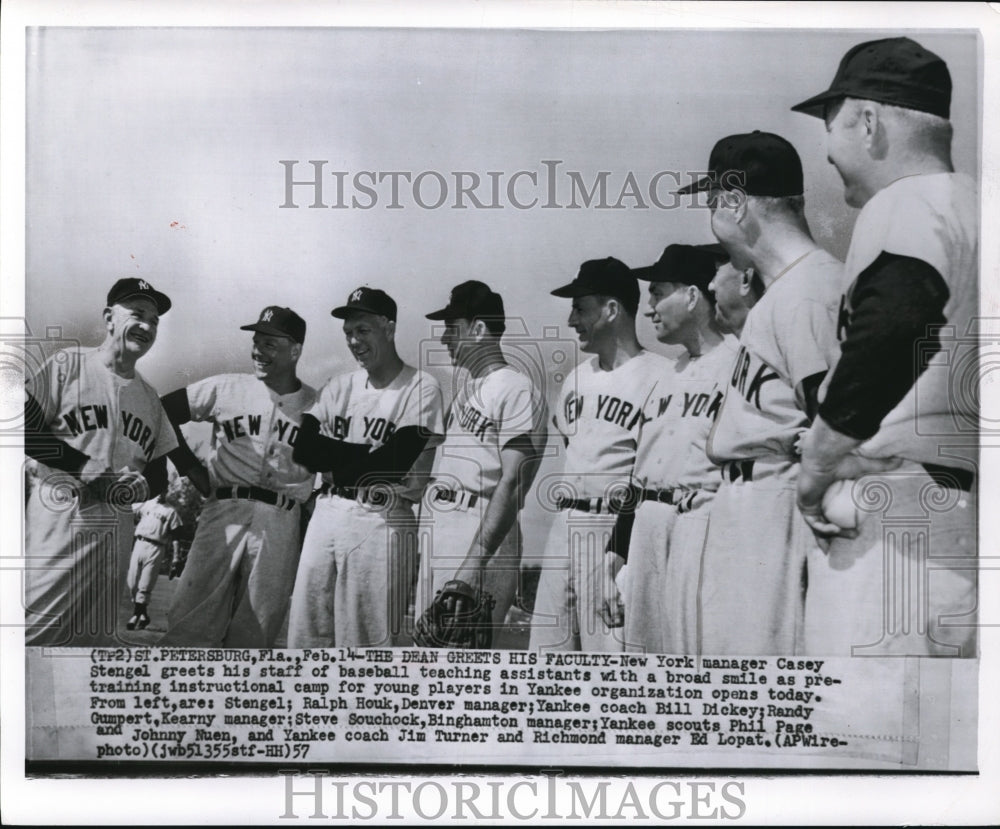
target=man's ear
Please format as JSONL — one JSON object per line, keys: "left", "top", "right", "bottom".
{"left": 471, "top": 319, "right": 489, "bottom": 341}
{"left": 384, "top": 318, "right": 397, "bottom": 340}
{"left": 738, "top": 269, "right": 754, "bottom": 297}
{"left": 290, "top": 342, "right": 303, "bottom": 362}
{"left": 686, "top": 285, "right": 700, "bottom": 311}
{"left": 103, "top": 306, "right": 114, "bottom": 328}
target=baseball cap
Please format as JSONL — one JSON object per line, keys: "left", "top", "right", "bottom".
{"left": 632, "top": 244, "right": 728, "bottom": 294}
{"left": 106, "top": 278, "right": 172, "bottom": 314}
{"left": 676, "top": 131, "right": 804, "bottom": 197}
{"left": 791, "top": 37, "right": 951, "bottom": 119}
{"left": 551, "top": 257, "right": 639, "bottom": 308}
{"left": 331, "top": 287, "right": 398, "bottom": 322}
{"left": 240, "top": 306, "right": 306, "bottom": 343}
{"left": 426, "top": 281, "right": 506, "bottom": 333}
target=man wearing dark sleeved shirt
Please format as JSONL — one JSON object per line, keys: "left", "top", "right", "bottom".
{"left": 792, "top": 37, "right": 978, "bottom": 656}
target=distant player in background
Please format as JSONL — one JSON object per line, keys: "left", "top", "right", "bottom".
{"left": 23, "top": 278, "right": 197, "bottom": 646}
{"left": 708, "top": 260, "right": 765, "bottom": 338}
{"left": 417, "top": 281, "right": 548, "bottom": 640}
{"left": 288, "top": 287, "right": 445, "bottom": 648}
{"left": 612, "top": 244, "right": 736, "bottom": 653}
{"left": 792, "top": 37, "right": 978, "bottom": 656}
{"left": 529, "top": 258, "right": 669, "bottom": 653}
{"left": 160, "top": 306, "right": 316, "bottom": 647}
{"left": 678, "top": 132, "right": 844, "bottom": 654}
{"left": 125, "top": 493, "right": 181, "bottom": 630}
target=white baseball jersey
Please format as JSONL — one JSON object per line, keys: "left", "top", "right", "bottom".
{"left": 633, "top": 340, "right": 736, "bottom": 490}
{"left": 432, "top": 366, "right": 547, "bottom": 498}
{"left": 707, "top": 249, "right": 842, "bottom": 462}
{"left": 307, "top": 365, "right": 445, "bottom": 499}
{"left": 187, "top": 374, "right": 317, "bottom": 502}
{"left": 26, "top": 346, "right": 178, "bottom": 472}
{"left": 133, "top": 498, "right": 181, "bottom": 542}
{"left": 554, "top": 350, "right": 671, "bottom": 497}
{"left": 830, "top": 173, "right": 978, "bottom": 466}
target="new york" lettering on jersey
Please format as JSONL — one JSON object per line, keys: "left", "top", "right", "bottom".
{"left": 729, "top": 345, "right": 780, "bottom": 411}
{"left": 61, "top": 405, "right": 159, "bottom": 461}
{"left": 562, "top": 393, "right": 649, "bottom": 431}
{"left": 219, "top": 414, "right": 301, "bottom": 447}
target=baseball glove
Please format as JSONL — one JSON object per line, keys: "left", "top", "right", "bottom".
{"left": 413, "top": 579, "right": 495, "bottom": 650}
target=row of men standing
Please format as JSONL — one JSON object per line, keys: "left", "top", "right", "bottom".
{"left": 23, "top": 36, "right": 977, "bottom": 656}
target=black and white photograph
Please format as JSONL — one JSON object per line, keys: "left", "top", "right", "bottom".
{"left": 2, "top": 0, "right": 997, "bottom": 824}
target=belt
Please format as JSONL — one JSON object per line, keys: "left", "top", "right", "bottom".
{"left": 555, "top": 495, "right": 626, "bottom": 515}
{"left": 922, "top": 462, "right": 974, "bottom": 492}
{"left": 432, "top": 487, "right": 479, "bottom": 510}
{"left": 215, "top": 486, "right": 296, "bottom": 511}
{"left": 639, "top": 487, "right": 681, "bottom": 505}
{"left": 135, "top": 535, "right": 167, "bottom": 547}
{"left": 722, "top": 461, "right": 755, "bottom": 483}
{"left": 319, "top": 482, "right": 390, "bottom": 506}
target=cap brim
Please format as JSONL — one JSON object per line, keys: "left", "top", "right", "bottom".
{"left": 425, "top": 306, "right": 453, "bottom": 321}
{"left": 331, "top": 304, "right": 388, "bottom": 319}
{"left": 239, "top": 322, "right": 296, "bottom": 340}
{"left": 674, "top": 176, "right": 715, "bottom": 196}
{"left": 693, "top": 242, "right": 729, "bottom": 260}
{"left": 630, "top": 265, "right": 662, "bottom": 282}
{"left": 550, "top": 282, "right": 593, "bottom": 298}
{"left": 117, "top": 290, "right": 172, "bottom": 315}
{"left": 790, "top": 89, "right": 841, "bottom": 118}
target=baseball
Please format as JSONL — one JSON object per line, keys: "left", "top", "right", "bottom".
{"left": 821, "top": 479, "right": 859, "bottom": 531}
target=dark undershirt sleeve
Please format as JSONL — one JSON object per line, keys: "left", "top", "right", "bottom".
{"left": 346, "top": 426, "right": 435, "bottom": 487}
{"left": 142, "top": 455, "right": 169, "bottom": 498}
{"left": 160, "top": 388, "right": 192, "bottom": 425}
{"left": 818, "top": 252, "right": 949, "bottom": 440}
{"left": 292, "top": 414, "right": 371, "bottom": 474}
{"left": 798, "top": 371, "right": 828, "bottom": 422}
{"left": 23, "top": 392, "right": 90, "bottom": 475}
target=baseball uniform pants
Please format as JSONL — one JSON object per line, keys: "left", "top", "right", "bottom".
{"left": 804, "top": 463, "right": 977, "bottom": 657}
{"left": 623, "top": 494, "right": 714, "bottom": 654}
{"left": 24, "top": 478, "right": 133, "bottom": 647}
{"left": 529, "top": 507, "right": 623, "bottom": 653}
{"left": 698, "top": 460, "right": 812, "bottom": 655}
{"left": 161, "top": 497, "right": 301, "bottom": 647}
{"left": 415, "top": 495, "right": 521, "bottom": 629}
{"left": 287, "top": 493, "right": 417, "bottom": 648}
{"left": 126, "top": 538, "right": 165, "bottom": 605}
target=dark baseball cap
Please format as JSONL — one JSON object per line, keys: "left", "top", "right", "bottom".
{"left": 791, "top": 37, "right": 951, "bottom": 119}
{"left": 632, "top": 244, "right": 728, "bottom": 294}
{"left": 551, "top": 257, "right": 639, "bottom": 308}
{"left": 331, "top": 287, "right": 398, "bottom": 322}
{"left": 426, "top": 281, "right": 506, "bottom": 333}
{"left": 676, "top": 131, "right": 804, "bottom": 197}
{"left": 240, "top": 306, "right": 306, "bottom": 343}
{"left": 106, "top": 278, "right": 172, "bottom": 314}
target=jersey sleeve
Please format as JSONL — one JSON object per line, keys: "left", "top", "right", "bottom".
{"left": 496, "top": 376, "right": 545, "bottom": 446}
{"left": 25, "top": 349, "right": 71, "bottom": 424}
{"left": 779, "top": 298, "right": 838, "bottom": 390}
{"left": 167, "top": 507, "right": 182, "bottom": 533}
{"left": 304, "top": 377, "right": 339, "bottom": 433}
{"left": 401, "top": 373, "right": 445, "bottom": 437}
{"left": 185, "top": 376, "right": 220, "bottom": 422}
{"left": 150, "top": 395, "right": 180, "bottom": 460}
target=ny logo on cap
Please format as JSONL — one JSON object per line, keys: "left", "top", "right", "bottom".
{"left": 351, "top": 289, "right": 364, "bottom": 302}
{"left": 138, "top": 280, "right": 150, "bottom": 290}
{"left": 262, "top": 309, "right": 274, "bottom": 322}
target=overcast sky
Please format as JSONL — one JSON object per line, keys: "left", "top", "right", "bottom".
{"left": 26, "top": 27, "right": 979, "bottom": 395}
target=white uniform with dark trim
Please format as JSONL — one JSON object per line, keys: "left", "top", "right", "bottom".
{"left": 529, "top": 349, "right": 669, "bottom": 652}
{"left": 622, "top": 339, "right": 735, "bottom": 653}
{"left": 699, "top": 250, "right": 842, "bottom": 655}
{"left": 127, "top": 498, "right": 181, "bottom": 605}
{"left": 162, "top": 374, "right": 316, "bottom": 647}
{"left": 416, "top": 366, "right": 547, "bottom": 628}
{"left": 24, "top": 347, "right": 178, "bottom": 646}
{"left": 805, "top": 173, "right": 978, "bottom": 657}
{"left": 287, "top": 365, "right": 445, "bottom": 648}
